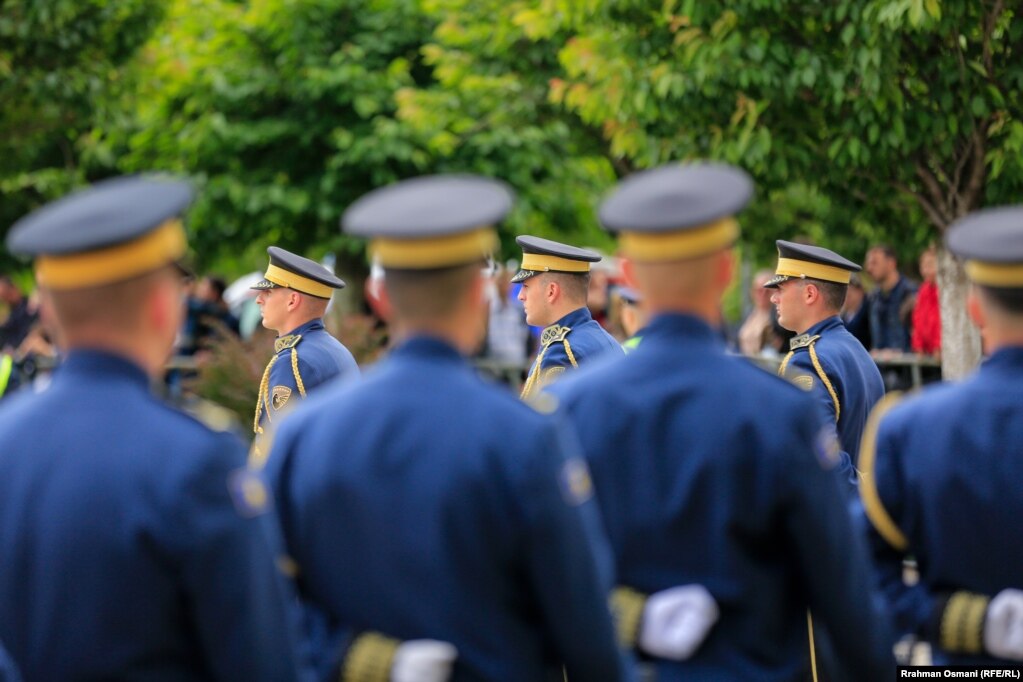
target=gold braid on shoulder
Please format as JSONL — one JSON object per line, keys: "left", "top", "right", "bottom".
{"left": 253, "top": 355, "right": 279, "bottom": 435}
{"left": 290, "top": 349, "right": 307, "bottom": 397}
{"left": 520, "top": 346, "right": 549, "bottom": 399}
{"left": 808, "top": 342, "right": 841, "bottom": 423}
{"left": 562, "top": 338, "right": 579, "bottom": 368}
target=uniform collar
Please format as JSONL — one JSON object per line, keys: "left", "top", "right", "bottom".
{"left": 642, "top": 312, "right": 723, "bottom": 348}
{"left": 282, "top": 318, "right": 325, "bottom": 338}
{"left": 981, "top": 346, "right": 1023, "bottom": 373}
{"left": 801, "top": 315, "right": 844, "bottom": 338}
{"left": 549, "top": 306, "right": 594, "bottom": 331}
{"left": 390, "top": 335, "right": 467, "bottom": 364}
{"left": 58, "top": 349, "right": 150, "bottom": 389}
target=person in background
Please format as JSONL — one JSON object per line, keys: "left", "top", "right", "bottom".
{"left": 484, "top": 262, "right": 530, "bottom": 366}
{"left": 911, "top": 246, "right": 941, "bottom": 357}
{"left": 737, "top": 269, "right": 781, "bottom": 356}
{"left": 841, "top": 273, "right": 872, "bottom": 350}
{"left": 0, "top": 276, "right": 36, "bottom": 353}
{"left": 864, "top": 244, "right": 917, "bottom": 353}
{"left": 514, "top": 236, "right": 623, "bottom": 400}
{"left": 766, "top": 240, "right": 885, "bottom": 479}
{"left": 250, "top": 246, "right": 358, "bottom": 466}
{"left": 617, "top": 286, "right": 647, "bottom": 353}
{"left": 551, "top": 162, "right": 895, "bottom": 680}
{"left": 859, "top": 205, "right": 1023, "bottom": 666}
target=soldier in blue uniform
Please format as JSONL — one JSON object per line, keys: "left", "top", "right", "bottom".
{"left": 513, "top": 236, "right": 623, "bottom": 399}
{"left": 859, "top": 205, "right": 1023, "bottom": 664}
{"left": 765, "top": 240, "right": 885, "bottom": 480}
{"left": 263, "top": 174, "right": 634, "bottom": 681}
{"left": 250, "top": 246, "right": 358, "bottom": 466}
{"left": 0, "top": 176, "right": 308, "bottom": 680}
{"left": 548, "top": 162, "right": 895, "bottom": 681}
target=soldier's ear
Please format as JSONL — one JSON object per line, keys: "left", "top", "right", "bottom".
{"left": 967, "top": 285, "right": 985, "bottom": 330}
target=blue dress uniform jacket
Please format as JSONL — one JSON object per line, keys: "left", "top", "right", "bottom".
{"left": 264, "top": 336, "right": 633, "bottom": 682}
{"left": 779, "top": 315, "right": 884, "bottom": 473}
{"left": 0, "top": 350, "right": 307, "bottom": 681}
{"left": 255, "top": 319, "right": 359, "bottom": 436}
{"left": 861, "top": 347, "right": 1023, "bottom": 664}
{"left": 520, "top": 307, "right": 622, "bottom": 398}
{"left": 549, "top": 314, "right": 895, "bottom": 681}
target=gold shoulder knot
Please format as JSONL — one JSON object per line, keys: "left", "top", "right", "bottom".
{"left": 789, "top": 333, "right": 821, "bottom": 350}
{"left": 274, "top": 334, "right": 302, "bottom": 353}
{"left": 541, "top": 325, "right": 571, "bottom": 347}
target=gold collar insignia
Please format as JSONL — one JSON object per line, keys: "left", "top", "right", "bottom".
{"left": 275, "top": 334, "right": 302, "bottom": 353}
{"left": 540, "top": 325, "right": 571, "bottom": 347}
{"left": 789, "top": 333, "right": 820, "bottom": 350}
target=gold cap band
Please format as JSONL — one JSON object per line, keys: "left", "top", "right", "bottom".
{"left": 264, "top": 264, "right": 335, "bottom": 298}
{"left": 618, "top": 217, "right": 738, "bottom": 262}
{"left": 35, "top": 219, "right": 187, "bottom": 290}
{"left": 519, "top": 253, "right": 592, "bottom": 274}
{"left": 370, "top": 227, "right": 498, "bottom": 269}
{"left": 775, "top": 257, "right": 852, "bottom": 284}
{"left": 964, "top": 260, "right": 1023, "bottom": 287}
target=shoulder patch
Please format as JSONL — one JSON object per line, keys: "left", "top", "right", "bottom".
{"left": 228, "top": 468, "right": 270, "bottom": 517}
{"left": 274, "top": 334, "right": 302, "bottom": 353}
{"left": 525, "top": 391, "right": 559, "bottom": 415}
{"left": 559, "top": 457, "right": 594, "bottom": 505}
{"left": 789, "top": 333, "right": 821, "bottom": 350}
{"left": 271, "top": 385, "right": 292, "bottom": 410}
{"left": 792, "top": 374, "right": 815, "bottom": 391}
{"left": 541, "top": 325, "right": 571, "bottom": 347}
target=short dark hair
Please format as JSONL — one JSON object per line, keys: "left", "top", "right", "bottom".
{"left": 979, "top": 285, "right": 1023, "bottom": 315}
{"left": 809, "top": 278, "right": 848, "bottom": 312}
{"left": 384, "top": 263, "right": 481, "bottom": 320}
{"left": 869, "top": 244, "right": 898, "bottom": 263}
{"left": 544, "top": 271, "right": 590, "bottom": 304}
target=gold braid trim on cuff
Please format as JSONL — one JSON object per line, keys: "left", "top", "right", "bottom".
{"left": 341, "top": 632, "right": 400, "bottom": 682}
{"left": 610, "top": 586, "right": 647, "bottom": 650}
{"left": 940, "top": 591, "right": 989, "bottom": 655}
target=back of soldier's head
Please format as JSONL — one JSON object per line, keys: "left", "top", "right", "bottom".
{"left": 6, "top": 175, "right": 195, "bottom": 342}
{"left": 342, "top": 175, "right": 514, "bottom": 328}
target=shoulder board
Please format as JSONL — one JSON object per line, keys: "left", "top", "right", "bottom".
{"left": 541, "top": 325, "right": 571, "bottom": 347}
{"left": 789, "top": 333, "right": 821, "bottom": 350}
{"left": 274, "top": 334, "right": 302, "bottom": 353}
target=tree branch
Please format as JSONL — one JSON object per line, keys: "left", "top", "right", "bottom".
{"left": 915, "top": 161, "right": 949, "bottom": 222}
{"left": 893, "top": 179, "right": 949, "bottom": 229}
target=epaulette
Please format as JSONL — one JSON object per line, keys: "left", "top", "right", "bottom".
{"left": 540, "top": 324, "right": 571, "bottom": 347}
{"left": 789, "top": 333, "right": 820, "bottom": 350}
{"left": 274, "top": 334, "right": 302, "bottom": 353}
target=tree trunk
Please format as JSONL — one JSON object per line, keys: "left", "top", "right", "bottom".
{"left": 937, "top": 246, "right": 981, "bottom": 381}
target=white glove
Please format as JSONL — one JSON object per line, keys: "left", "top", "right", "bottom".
{"left": 639, "top": 584, "right": 719, "bottom": 661}
{"left": 985, "top": 589, "right": 1023, "bottom": 661}
{"left": 390, "top": 640, "right": 458, "bottom": 682}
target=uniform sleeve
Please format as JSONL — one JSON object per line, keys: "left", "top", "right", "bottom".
{"left": 784, "top": 350, "right": 857, "bottom": 484}
{"left": 264, "top": 420, "right": 405, "bottom": 682}
{"left": 516, "top": 417, "right": 633, "bottom": 681}
{"left": 177, "top": 433, "right": 311, "bottom": 681}
{"left": 858, "top": 401, "right": 936, "bottom": 639}
{"left": 777, "top": 406, "right": 896, "bottom": 679}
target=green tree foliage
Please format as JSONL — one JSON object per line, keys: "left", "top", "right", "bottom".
{"left": 0, "top": 0, "right": 166, "bottom": 267}
{"left": 94, "top": 0, "right": 434, "bottom": 272}
{"left": 500, "top": 0, "right": 1020, "bottom": 373}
